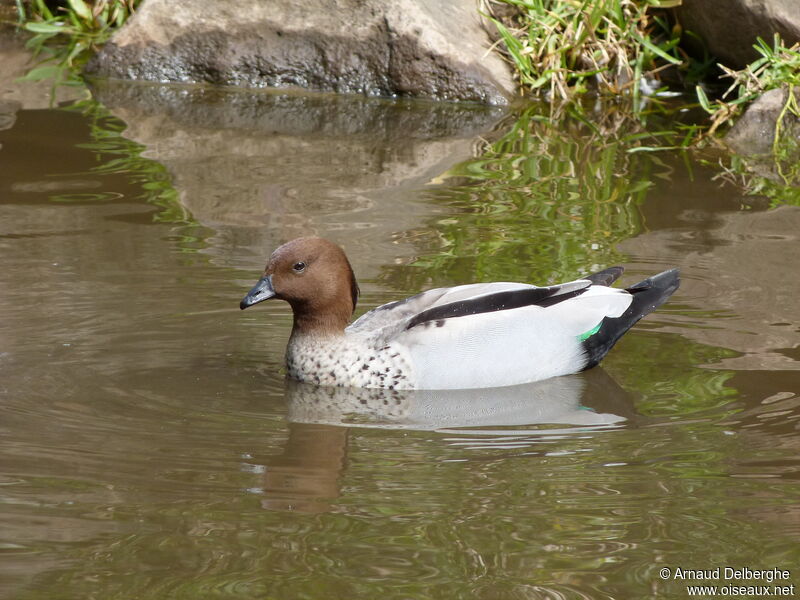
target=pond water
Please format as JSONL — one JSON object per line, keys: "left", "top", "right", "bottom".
{"left": 1, "top": 39, "right": 800, "bottom": 600}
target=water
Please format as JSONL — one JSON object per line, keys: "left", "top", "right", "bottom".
{"left": 2, "top": 39, "right": 799, "bottom": 600}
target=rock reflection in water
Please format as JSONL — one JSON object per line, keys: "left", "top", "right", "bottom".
{"left": 622, "top": 190, "right": 800, "bottom": 371}
{"left": 89, "top": 80, "right": 507, "bottom": 276}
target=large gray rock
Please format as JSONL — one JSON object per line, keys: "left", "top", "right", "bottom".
{"left": 85, "top": 0, "right": 515, "bottom": 105}
{"left": 676, "top": 0, "right": 800, "bottom": 68}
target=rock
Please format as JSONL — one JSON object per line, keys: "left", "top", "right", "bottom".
{"left": 725, "top": 86, "right": 800, "bottom": 157}
{"left": 85, "top": 0, "right": 515, "bottom": 106}
{"left": 676, "top": 0, "right": 800, "bottom": 69}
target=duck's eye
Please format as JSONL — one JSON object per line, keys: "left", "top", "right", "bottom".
{"left": 292, "top": 261, "right": 306, "bottom": 273}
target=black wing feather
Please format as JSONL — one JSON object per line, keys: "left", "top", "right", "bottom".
{"left": 581, "top": 268, "right": 680, "bottom": 370}
{"left": 584, "top": 266, "right": 624, "bottom": 287}
{"left": 405, "top": 284, "right": 589, "bottom": 331}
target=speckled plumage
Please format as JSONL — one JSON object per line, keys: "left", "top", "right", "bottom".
{"left": 286, "top": 333, "right": 414, "bottom": 389}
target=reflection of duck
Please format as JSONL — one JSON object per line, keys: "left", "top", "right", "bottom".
{"left": 285, "top": 368, "right": 636, "bottom": 431}
{"left": 241, "top": 237, "right": 679, "bottom": 390}
{"left": 251, "top": 370, "right": 636, "bottom": 512}
{"left": 252, "top": 422, "right": 348, "bottom": 513}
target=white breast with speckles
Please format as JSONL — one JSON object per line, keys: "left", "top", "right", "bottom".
{"left": 285, "top": 333, "right": 416, "bottom": 390}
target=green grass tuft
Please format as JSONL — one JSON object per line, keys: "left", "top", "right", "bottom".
{"left": 14, "top": 0, "right": 140, "bottom": 91}
{"left": 696, "top": 35, "right": 800, "bottom": 141}
{"left": 485, "top": 0, "right": 685, "bottom": 105}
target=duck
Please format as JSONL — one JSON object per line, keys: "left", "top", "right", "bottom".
{"left": 240, "top": 237, "right": 679, "bottom": 390}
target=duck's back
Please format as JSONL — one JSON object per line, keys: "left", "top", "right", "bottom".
{"left": 344, "top": 280, "right": 633, "bottom": 390}
{"left": 393, "top": 285, "right": 633, "bottom": 389}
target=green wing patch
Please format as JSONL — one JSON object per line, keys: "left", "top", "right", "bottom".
{"left": 578, "top": 322, "right": 602, "bottom": 341}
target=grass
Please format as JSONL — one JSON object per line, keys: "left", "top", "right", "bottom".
{"left": 485, "top": 0, "right": 686, "bottom": 107}
{"left": 486, "top": 1, "right": 800, "bottom": 172}
{"left": 14, "top": 0, "right": 140, "bottom": 89}
{"left": 696, "top": 34, "right": 800, "bottom": 142}
{"left": 17, "top": 0, "right": 139, "bottom": 39}
{"left": 10, "top": 0, "right": 799, "bottom": 206}
{"left": 692, "top": 35, "right": 800, "bottom": 202}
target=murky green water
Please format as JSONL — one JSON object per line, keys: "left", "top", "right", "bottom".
{"left": 2, "top": 43, "right": 800, "bottom": 599}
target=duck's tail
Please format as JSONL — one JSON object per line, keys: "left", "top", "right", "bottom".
{"left": 581, "top": 268, "right": 680, "bottom": 370}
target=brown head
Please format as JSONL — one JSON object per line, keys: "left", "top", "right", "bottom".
{"left": 239, "top": 237, "right": 360, "bottom": 336}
